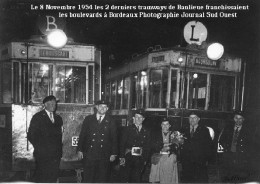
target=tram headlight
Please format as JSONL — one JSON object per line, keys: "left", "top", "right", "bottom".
{"left": 207, "top": 43, "right": 224, "bottom": 60}
{"left": 47, "top": 29, "right": 67, "bottom": 49}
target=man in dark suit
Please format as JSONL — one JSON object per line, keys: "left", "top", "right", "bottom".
{"left": 219, "top": 111, "right": 250, "bottom": 182}
{"left": 27, "top": 95, "right": 63, "bottom": 183}
{"left": 180, "top": 111, "right": 212, "bottom": 183}
{"left": 77, "top": 100, "right": 118, "bottom": 183}
{"left": 119, "top": 109, "right": 150, "bottom": 183}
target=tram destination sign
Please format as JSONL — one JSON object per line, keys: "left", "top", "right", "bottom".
{"left": 194, "top": 57, "right": 218, "bottom": 68}
{"left": 39, "top": 49, "right": 69, "bottom": 58}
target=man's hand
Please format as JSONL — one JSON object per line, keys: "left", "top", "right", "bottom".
{"left": 110, "top": 155, "right": 117, "bottom": 162}
{"left": 119, "top": 158, "right": 125, "bottom": 166}
{"left": 77, "top": 151, "right": 83, "bottom": 160}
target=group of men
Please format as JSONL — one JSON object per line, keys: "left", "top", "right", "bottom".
{"left": 27, "top": 95, "right": 251, "bottom": 183}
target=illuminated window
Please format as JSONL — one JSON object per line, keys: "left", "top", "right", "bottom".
{"left": 111, "top": 81, "right": 116, "bottom": 109}
{"left": 170, "top": 70, "right": 177, "bottom": 108}
{"left": 55, "top": 66, "right": 86, "bottom": 103}
{"left": 31, "top": 63, "right": 53, "bottom": 103}
{"left": 116, "top": 80, "right": 123, "bottom": 109}
{"left": 149, "top": 69, "right": 168, "bottom": 108}
{"left": 188, "top": 73, "right": 207, "bottom": 109}
{"left": 122, "top": 77, "right": 130, "bottom": 109}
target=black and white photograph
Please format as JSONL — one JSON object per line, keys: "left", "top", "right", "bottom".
{"left": 0, "top": 0, "right": 259, "bottom": 183}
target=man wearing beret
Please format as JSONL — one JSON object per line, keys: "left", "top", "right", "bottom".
{"left": 27, "top": 95, "right": 63, "bottom": 183}
{"left": 77, "top": 100, "right": 118, "bottom": 183}
{"left": 219, "top": 111, "right": 250, "bottom": 182}
{"left": 119, "top": 109, "right": 151, "bottom": 183}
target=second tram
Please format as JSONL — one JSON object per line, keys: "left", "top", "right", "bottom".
{"left": 104, "top": 45, "right": 245, "bottom": 138}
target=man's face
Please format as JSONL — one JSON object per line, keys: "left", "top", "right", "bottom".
{"left": 234, "top": 114, "right": 244, "bottom": 126}
{"left": 44, "top": 99, "right": 56, "bottom": 112}
{"left": 161, "top": 121, "right": 171, "bottom": 132}
{"left": 96, "top": 104, "right": 108, "bottom": 115}
{"left": 189, "top": 114, "right": 200, "bottom": 127}
{"left": 133, "top": 114, "right": 144, "bottom": 126}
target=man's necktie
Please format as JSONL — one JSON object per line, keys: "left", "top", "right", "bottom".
{"left": 98, "top": 116, "right": 102, "bottom": 123}
{"left": 50, "top": 112, "right": 54, "bottom": 123}
{"left": 231, "top": 127, "right": 240, "bottom": 152}
{"left": 190, "top": 126, "right": 195, "bottom": 138}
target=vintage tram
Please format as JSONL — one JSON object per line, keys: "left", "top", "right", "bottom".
{"left": 0, "top": 38, "right": 101, "bottom": 181}
{"left": 104, "top": 44, "right": 245, "bottom": 140}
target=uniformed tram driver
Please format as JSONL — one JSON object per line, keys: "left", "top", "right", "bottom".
{"left": 77, "top": 100, "right": 118, "bottom": 183}
{"left": 119, "top": 109, "right": 151, "bottom": 183}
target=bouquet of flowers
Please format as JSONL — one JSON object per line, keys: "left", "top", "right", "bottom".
{"left": 170, "top": 131, "right": 186, "bottom": 147}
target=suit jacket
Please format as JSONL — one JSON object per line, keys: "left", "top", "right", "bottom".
{"left": 180, "top": 124, "right": 212, "bottom": 164}
{"left": 77, "top": 113, "right": 118, "bottom": 160}
{"left": 219, "top": 122, "right": 249, "bottom": 154}
{"left": 27, "top": 110, "right": 63, "bottom": 159}
{"left": 120, "top": 124, "right": 150, "bottom": 162}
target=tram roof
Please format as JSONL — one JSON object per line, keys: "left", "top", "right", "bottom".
{"left": 106, "top": 45, "right": 242, "bottom": 79}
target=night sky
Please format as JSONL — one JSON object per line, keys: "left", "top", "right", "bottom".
{"left": 0, "top": 0, "right": 259, "bottom": 69}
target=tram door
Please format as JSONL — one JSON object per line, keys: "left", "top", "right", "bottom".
{"left": 0, "top": 41, "right": 101, "bottom": 171}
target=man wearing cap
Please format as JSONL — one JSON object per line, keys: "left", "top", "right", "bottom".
{"left": 180, "top": 111, "right": 212, "bottom": 183}
{"left": 119, "top": 109, "right": 151, "bottom": 183}
{"left": 77, "top": 100, "right": 118, "bottom": 183}
{"left": 27, "top": 95, "right": 63, "bottom": 182}
{"left": 219, "top": 111, "right": 250, "bottom": 182}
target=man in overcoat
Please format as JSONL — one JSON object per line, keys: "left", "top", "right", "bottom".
{"left": 119, "top": 109, "right": 151, "bottom": 183}
{"left": 27, "top": 95, "right": 63, "bottom": 183}
{"left": 180, "top": 111, "right": 212, "bottom": 183}
{"left": 219, "top": 111, "right": 250, "bottom": 182}
{"left": 77, "top": 100, "right": 118, "bottom": 183}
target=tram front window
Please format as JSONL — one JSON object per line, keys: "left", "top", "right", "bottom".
{"left": 55, "top": 66, "right": 86, "bottom": 103}
{"left": 31, "top": 63, "right": 53, "bottom": 103}
{"left": 189, "top": 73, "right": 207, "bottom": 109}
{"left": 2, "top": 63, "right": 12, "bottom": 103}
{"left": 149, "top": 69, "right": 168, "bottom": 108}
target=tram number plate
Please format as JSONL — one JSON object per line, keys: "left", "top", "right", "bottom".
{"left": 72, "top": 136, "right": 79, "bottom": 146}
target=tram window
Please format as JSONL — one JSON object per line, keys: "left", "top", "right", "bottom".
{"left": 31, "top": 63, "right": 53, "bottom": 103}
{"left": 189, "top": 73, "right": 207, "bottom": 109}
{"left": 111, "top": 81, "right": 116, "bottom": 109}
{"left": 116, "top": 80, "right": 123, "bottom": 109}
{"left": 139, "top": 71, "right": 147, "bottom": 108}
{"left": 179, "top": 71, "right": 188, "bottom": 108}
{"left": 88, "top": 65, "right": 94, "bottom": 104}
{"left": 55, "top": 66, "right": 86, "bottom": 104}
{"left": 209, "top": 75, "right": 235, "bottom": 111}
{"left": 13, "top": 62, "right": 20, "bottom": 103}
{"left": 149, "top": 69, "right": 168, "bottom": 108}
{"left": 105, "top": 82, "right": 111, "bottom": 103}
{"left": 132, "top": 74, "right": 138, "bottom": 109}
{"left": 170, "top": 70, "right": 177, "bottom": 108}
{"left": 122, "top": 77, "right": 130, "bottom": 109}
{"left": 2, "top": 63, "right": 12, "bottom": 103}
